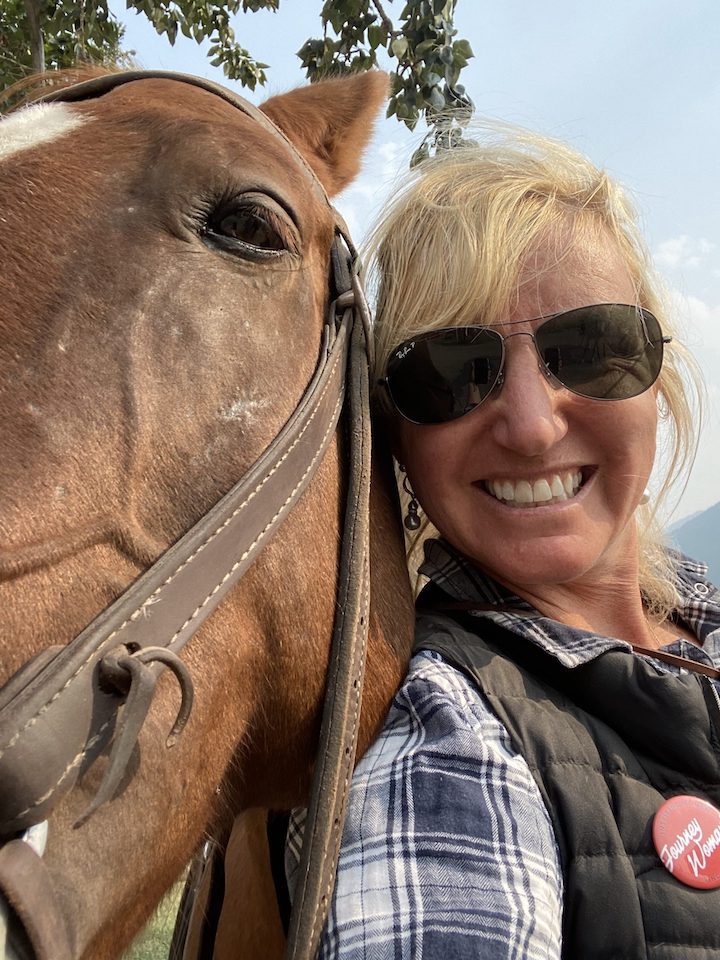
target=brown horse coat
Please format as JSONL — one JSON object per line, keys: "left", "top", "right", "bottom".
{"left": 0, "top": 70, "right": 413, "bottom": 959}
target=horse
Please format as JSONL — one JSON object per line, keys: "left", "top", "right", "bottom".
{"left": 0, "top": 68, "right": 414, "bottom": 959}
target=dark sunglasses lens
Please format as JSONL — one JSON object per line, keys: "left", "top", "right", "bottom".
{"left": 536, "top": 304, "right": 664, "bottom": 400}
{"left": 386, "top": 328, "right": 503, "bottom": 424}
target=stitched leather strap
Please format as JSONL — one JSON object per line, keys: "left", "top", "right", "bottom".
{"left": 285, "top": 314, "right": 372, "bottom": 960}
{"left": 631, "top": 644, "right": 720, "bottom": 679}
{"left": 0, "top": 307, "right": 349, "bottom": 836}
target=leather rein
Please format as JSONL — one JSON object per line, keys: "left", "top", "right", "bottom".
{"left": 0, "top": 71, "right": 375, "bottom": 960}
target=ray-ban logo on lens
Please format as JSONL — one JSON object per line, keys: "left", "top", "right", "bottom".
{"left": 396, "top": 342, "right": 415, "bottom": 360}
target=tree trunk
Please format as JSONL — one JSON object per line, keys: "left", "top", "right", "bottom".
{"left": 23, "top": 0, "right": 45, "bottom": 74}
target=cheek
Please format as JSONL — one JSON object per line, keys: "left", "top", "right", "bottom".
{"left": 398, "top": 423, "right": 472, "bottom": 525}
{"left": 613, "top": 394, "right": 658, "bottom": 462}
{"left": 584, "top": 396, "right": 658, "bottom": 510}
{"left": 400, "top": 442, "right": 442, "bottom": 510}
{"left": 398, "top": 420, "right": 467, "bottom": 481}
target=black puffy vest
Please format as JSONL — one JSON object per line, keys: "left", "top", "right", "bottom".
{"left": 416, "top": 609, "right": 720, "bottom": 960}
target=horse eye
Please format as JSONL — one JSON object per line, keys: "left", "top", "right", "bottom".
{"left": 203, "top": 196, "right": 297, "bottom": 261}
{"left": 216, "top": 209, "right": 285, "bottom": 251}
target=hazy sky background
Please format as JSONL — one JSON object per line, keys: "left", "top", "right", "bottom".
{"left": 109, "top": 0, "right": 720, "bottom": 523}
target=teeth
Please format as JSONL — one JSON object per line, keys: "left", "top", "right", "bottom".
{"left": 551, "top": 476, "right": 566, "bottom": 500}
{"left": 533, "top": 479, "right": 553, "bottom": 503}
{"left": 515, "top": 480, "right": 533, "bottom": 504}
{"left": 485, "top": 471, "right": 584, "bottom": 507}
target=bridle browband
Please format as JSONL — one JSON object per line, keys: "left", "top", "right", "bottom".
{"left": 0, "top": 71, "right": 376, "bottom": 960}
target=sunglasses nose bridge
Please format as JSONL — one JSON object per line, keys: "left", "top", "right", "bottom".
{"left": 501, "top": 329, "right": 547, "bottom": 372}
{"left": 500, "top": 328, "right": 562, "bottom": 393}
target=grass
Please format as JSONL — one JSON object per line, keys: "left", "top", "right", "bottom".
{"left": 122, "top": 882, "right": 184, "bottom": 960}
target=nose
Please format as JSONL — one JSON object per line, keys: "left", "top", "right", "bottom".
{"left": 488, "top": 335, "right": 568, "bottom": 455}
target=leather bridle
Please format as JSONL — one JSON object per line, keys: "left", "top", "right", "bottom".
{"left": 0, "top": 71, "right": 376, "bottom": 960}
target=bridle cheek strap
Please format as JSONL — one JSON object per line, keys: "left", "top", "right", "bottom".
{"left": 285, "top": 303, "right": 372, "bottom": 960}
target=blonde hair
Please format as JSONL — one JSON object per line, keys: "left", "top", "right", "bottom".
{"left": 367, "top": 123, "right": 703, "bottom": 619}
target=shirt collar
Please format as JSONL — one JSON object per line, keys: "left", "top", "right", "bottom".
{"left": 418, "top": 538, "right": 720, "bottom": 671}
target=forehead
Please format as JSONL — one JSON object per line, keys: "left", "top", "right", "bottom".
{"left": 107, "top": 78, "right": 326, "bottom": 192}
{"left": 513, "top": 227, "right": 636, "bottom": 320}
{"left": 0, "top": 102, "right": 87, "bottom": 162}
{"left": 2, "top": 81, "right": 333, "bottom": 243}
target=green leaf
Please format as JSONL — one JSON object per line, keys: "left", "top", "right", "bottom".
{"left": 367, "top": 23, "right": 385, "bottom": 50}
{"left": 443, "top": 61, "right": 460, "bottom": 87}
{"left": 391, "top": 36, "right": 409, "bottom": 59}
{"left": 427, "top": 85, "right": 445, "bottom": 111}
{"left": 453, "top": 38, "right": 474, "bottom": 59}
{"left": 415, "top": 38, "right": 436, "bottom": 57}
{"left": 327, "top": 6, "right": 344, "bottom": 32}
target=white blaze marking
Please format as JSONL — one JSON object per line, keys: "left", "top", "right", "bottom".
{"left": 0, "top": 102, "right": 87, "bottom": 162}
{"left": 220, "top": 397, "right": 267, "bottom": 422}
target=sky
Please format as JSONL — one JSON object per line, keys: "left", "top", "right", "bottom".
{"left": 109, "top": 0, "right": 720, "bottom": 523}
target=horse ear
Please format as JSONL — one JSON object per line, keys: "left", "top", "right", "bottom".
{"left": 260, "top": 72, "right": 388, "bottom": 197}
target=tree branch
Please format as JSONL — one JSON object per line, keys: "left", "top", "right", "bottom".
{"left": 22, "top": 0, "right": 45, "bottom": 73}
{"left": 0, "top": 48, "right": 30, "bottom": 73}
{"left": 369, "top": 0, "right": 398, "bottom": 37}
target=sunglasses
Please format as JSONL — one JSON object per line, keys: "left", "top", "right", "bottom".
{"left": 380, "top": 303, "right": 670, "bottom": 425}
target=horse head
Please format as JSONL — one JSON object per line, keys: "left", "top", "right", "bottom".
{"left": 0, "top": 70, "right": 413, "bottom": 959}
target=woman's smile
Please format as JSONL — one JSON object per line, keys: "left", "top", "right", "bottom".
{"left": 480, "top": 468, "right": 587, "bottom": 507}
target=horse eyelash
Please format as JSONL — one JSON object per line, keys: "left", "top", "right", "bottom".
{"left": 200, "top": 197, "right": 300, "bottom": 259}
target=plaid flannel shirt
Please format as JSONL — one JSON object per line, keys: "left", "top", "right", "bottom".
{"left": 286, "top": 540, "right": 720, "bottom": 960}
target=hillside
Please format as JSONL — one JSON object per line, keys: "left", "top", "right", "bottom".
{"left": 670, "top": 500, "right": 720, "bottom": 586}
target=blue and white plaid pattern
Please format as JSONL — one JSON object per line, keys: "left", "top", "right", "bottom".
{"left": 287, "top": 541, "right": 720, "bottom": 959}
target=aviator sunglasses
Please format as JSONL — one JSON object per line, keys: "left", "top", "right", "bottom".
{"left": 380, "top": 303, "right": 671, "bottom": 426}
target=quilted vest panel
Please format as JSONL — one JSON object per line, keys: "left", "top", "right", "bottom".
{"left": 416, "top": 610, "right": 720, "bottom": 960}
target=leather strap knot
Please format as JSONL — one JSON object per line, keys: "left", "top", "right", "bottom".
{"left": 76, "top": 646, "right": 194, "bottom": 827}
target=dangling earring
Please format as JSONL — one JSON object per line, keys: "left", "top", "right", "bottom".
{"left": 639, "top": 488, "right": 650, "bottom": 506}
{"left": 399, "top": 466, "right": 421, "bottom": 531}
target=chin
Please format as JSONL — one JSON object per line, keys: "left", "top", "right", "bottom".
{"left": 467, "top": 539, "right": 603, "bottom": 590}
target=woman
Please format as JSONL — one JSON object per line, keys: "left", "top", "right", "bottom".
{"left": 287, "top": 128, "right": 720, "bottom": 958}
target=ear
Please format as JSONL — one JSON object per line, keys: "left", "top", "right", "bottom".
{"left": 260, "top": 72, "right": 388, "bottom": 197}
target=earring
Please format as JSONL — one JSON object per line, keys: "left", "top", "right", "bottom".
{"left": 640, "top": 489, "right": 650, "bottom": 505}
{"left": 399, "top": 466, "right": 421, "bottom": 531}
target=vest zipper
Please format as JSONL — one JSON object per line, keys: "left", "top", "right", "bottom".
{"left": 702, "top": 675, "right": 720, "bottom": 748}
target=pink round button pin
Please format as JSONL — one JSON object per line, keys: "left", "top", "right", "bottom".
{"left": 652, "top": 795, "right": 720, "bottom": 889}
